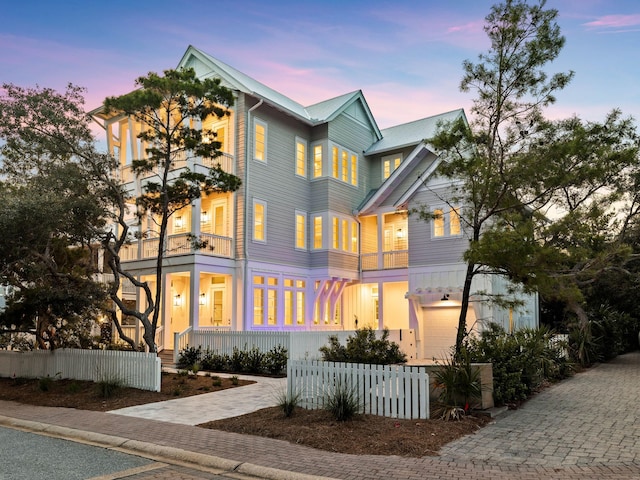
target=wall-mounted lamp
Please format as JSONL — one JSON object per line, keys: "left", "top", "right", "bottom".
{"left": 201, "top": 210, "right": 209, "bottom": 223}
{"left": 396, "top": 228, "right": 404, "bottom": 239}
{"left": 440, "top": 294, "right": 450, "bottom": 301}
{"left": 371, "top": 286, "right": 379, "bottom": 298}
{"left": 174, "top": 294, "right": 182, "bottom": 306}
{"left": 199, "top": 292, "right": 206, "bottom": 305}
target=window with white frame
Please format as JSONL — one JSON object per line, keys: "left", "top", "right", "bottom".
{"left": 330, "top": 214, "right": 358, "bottom": 253}
{"left": 295, "top": 211, "right": 307, "bottom": 250}
{"left": 253, "top": 275, "right": 278, "bottom": 326}
{"left": 313, "top": 215, "right": 323, "bottom": 249}
{"left": 295, "top": 138, "right": 307, "bottom": 177}
{"left": 332, "top": 146, "right": 339, "bottom": 179}
{"left": 328, "top": 143, "right": 358, "bottom": 186}
{"left": 253, "top": 199, "right": 266, "bottom": 242}
{"left": 254, "top": 118, "right": 267, "bottom": 162}
{"left": 382, "top": 154, "right": 402, "bottom": 179}
{"left": 284, "top": 278, "right": 306, "bottom": 325}
{"left": 313, "top": 144, "right": 323, "bottom": 178}
{"left": 432, "top": 206, "right": 462, "bottom": 238}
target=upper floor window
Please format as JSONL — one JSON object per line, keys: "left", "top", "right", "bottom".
{"left": 295, "top": 211, "right": 307, "bottom": 250}
{"left": 253, "top": 199, "right": 266, "bottom": 242}
{"left": 313, "top": 144, "right": 323, "bottom": 178}
{"left": 295, "top": 138, "right": 307, "bottom": 177}
{"left": 382, "top": 154, "right": 402, "bottom": 179}
{"left": 254, "top": 118, "right": 267, "bottom": 162}
{"left": 329, "top": 143, "right": 358, "bottom": 186}
{"left": 332, "top": 146, "right": 339, "bottom": 179}
{"left": 331, "top": 214, "right": 358, "bottom": 253}
{"left": 313, "top": 215, "right": 323, "bottom": 249}
{"left": 433, "top": 206, "right": 462, "bottom": 238}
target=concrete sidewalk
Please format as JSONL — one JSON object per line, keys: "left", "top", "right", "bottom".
{"left": 1, "top": 353, "right": 639, "bottom": 479}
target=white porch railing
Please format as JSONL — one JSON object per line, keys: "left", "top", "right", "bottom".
{"left": 361, "top": 250, "right": 409, "bottom": 270}
{"left": 120, "top": 234, "right": 232, "bottom": 261}
{"left": 0, "top": 348, "right": 161, "bottom": 392}
{"left": 288, "top": 360, "right": 430, "bottom": 419}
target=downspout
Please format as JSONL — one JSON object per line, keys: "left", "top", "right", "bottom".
{"left": 243, "top": 98, "right": 264, "bottom": 331}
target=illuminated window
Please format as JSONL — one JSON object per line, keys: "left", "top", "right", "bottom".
{"left": 295, "top": 138, "right": 306, "bottom": 177}
{"left": 342, "top": 219, "right": 349, "bottom": 251}
{"left": 332, "top": 217, "right": 339, "bottom": 249}
{"left": 253, "top": 275, "right": 278, "bottom": 326}
{"left": 313, "top": 216, "right": 323, "bottom": 249}
{"left": 295, "top": 211, "right": 307, "bottom": 249}
{"left": 254, "top": 119, "right": 266, "bottom": 162}
{"left": 313, "top": 144, "right": 323, "bottom": 178}
{"left": 433, "top": 209, "right": 444, "bottom": 238}
{"left": 253, "top": 277, "right": 264, "bottom": 325}
{"left": 450, "top": 207, "right": 461, "bottom": 235}
{"left": 253, "top": 199, "right": 266, "bottom": 242}
{"left": 351, "top": 154, "right": 357, "bottom": 186}
{"left": 351, "top": 221, "right": 358, "bottom": 253}
{"left": 382, "top": 154, "right": 402, "bottom": 179}
{"left": 332, "top": 146, "right": 339, "bottom": 178}
{"left": 284, "top": 278, "right": 306, "bottom": 326}
{"left": 341, "top": 150, "right": 348, "bottom": 182}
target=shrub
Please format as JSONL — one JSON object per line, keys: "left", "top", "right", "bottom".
{"left": 38, "top": 376, "right": 54, "bottom": 392}
{"left": 211, "top": 376, "right": 222, "bottom": 387}
{"left": 201, "top": 349, "right": 229, "bottom": 372}
{"left": 231, "top": 375, "right": 239, "bottom": 385}
{"left": 320, "top": 327, "right": 407, "bottom": 364}
{"left": 177, "top": 345, "right": 202, "bottom": 369}
{"left": 325, "top": 378, "right": 362, "bottom": 421}
{"left": 96, "top": 377, "right": 123, "bottom": 398}
{"left": 230, "top": 347, "right": 248, "bottom": 372}
{"left": 264, "top": 345, "right": 288, "bottom": 375}
{"left": 276, "top": 389, "right": 300, "bottom": 418}
{"left": 242, "top": 346, "right": 266, "bottom": 374}
{"left": 433, "top": 351, "right": 481, "bottom": 420}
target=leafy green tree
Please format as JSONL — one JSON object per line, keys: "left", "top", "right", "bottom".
{"left": 0, "top": 84, "right": 111, "bottom": 349}
{"left": 416, "top": 0, "right": 640, "bottom": 356}
{"left": 103, "top": 68, "right": 241, "bottom": 352}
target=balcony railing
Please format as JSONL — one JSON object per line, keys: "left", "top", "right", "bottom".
{"left": 118, "top": 233, "right": 232, "bottom": 262}
{"left": 361, "top": 250, "right": 409, "bottom": 271}
{"left": 117, "top": 152, "right": 234, "bottom": 184}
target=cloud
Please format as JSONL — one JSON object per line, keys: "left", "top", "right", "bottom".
{"left": 583, "top": 14, "right": 640, "bottom": 30}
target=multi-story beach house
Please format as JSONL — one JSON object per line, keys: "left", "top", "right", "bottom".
{"left": 91, "top": 45, "right": 538, "bottom": 360}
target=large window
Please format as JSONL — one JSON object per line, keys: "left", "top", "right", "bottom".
{"left": 332, "top": 146, "right": 339, "bottom": 179}
{"left": 284, "top": 278, "right": 306, "bottom": 326}
{"left": 328, "top": 143, "right": 358, "bottom": 186}
{"left": 253, "top": 199, "right": 266, "bottom": 242}
{"left": 254, "top": 119, "right": 266, "bottom": 162}
{"left": 332, "top": 217, "right": 340, "bottom": 249}
{"left": 313, "top": 216, "right": 323, "bottom": 249}
{"left": 382, "top": 154, "right": 402, "bottom": 179}
{"left": 433, "top": 206, "right": 462, "bottom": 238}
{"left": 295, "top": 211, "right": 307, "bottom": 250}
{"left": 295, "top": 138, "right": 307, "bottom": 177}
{"left": 253, "top": 275, "right": 278, "bottom": 325}
{"left": 330, "top": 215, "right": 358, "bottom": 253}
{"left": 313, "top": 144, "right": 323, "bottom": 178}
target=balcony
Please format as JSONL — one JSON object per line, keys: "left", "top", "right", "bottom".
{"left": 116, "top": 152, "right": 235, "bottom": 184}
{"left": 119, "top": 233, "right": 233, "bottom": 262}
{"left": 361, "top": 250, "right": 408, "bottom": 271}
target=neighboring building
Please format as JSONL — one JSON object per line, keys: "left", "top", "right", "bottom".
{"left": 90, "top": 45, "right": 538, "bottom": 360}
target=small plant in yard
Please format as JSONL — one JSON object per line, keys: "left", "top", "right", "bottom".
{"left": 38, "top": 376, "right": 54, "bottom": 392}
{"left": 276, "top": 388, "right": 301, "bottom": 418}
{"left": 212, "top": 377, "right": 222, "bottom": 387}
{"left": 325, "top": 378, "right": 362, "bottom": 421}
{"left": 264, "top": 345, "right": 289, "bottom": 375}
{"left": 173, "top": 386, "right": 182, "bottom": 396}
{"left": 201, "top": 350, "right": 229, "bottom": 372}
{"left": 320, "top": 327, "right": 407, "bottom": 365}
{"left": 177, "top": 345, "right": 202, "bottom": 369}
{"left": 190, "top": 363, "right": 201, "bottom": 376}
{"left": 230, "top": 347, "right": 248, "bottom": 372}
{"left": 432, "top": 351, "right": 481, "bottom": 421}
{"left": 96, "top": 377, "right": 124, "bottom": 399}
{"left": 231, "top": 375, "right": 239, "bottom": 386}
{"left": 241, "top": 346, "right": 265, "bottom": 374}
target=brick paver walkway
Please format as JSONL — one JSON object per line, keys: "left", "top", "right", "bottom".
{"left": 1, "top": 352, "right": 639, "bottom": 479}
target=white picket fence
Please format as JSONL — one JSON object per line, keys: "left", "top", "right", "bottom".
{"left": 288, "top": 360, "right": 430, "bottom": 420}
{"left": 174, "top": 329, "right": 357, "bottom": 364}
{"left": 0, "top": 348, "right": 161, "bottom": 392}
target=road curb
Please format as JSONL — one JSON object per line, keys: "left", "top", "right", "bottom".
{"left": 0, "top": 415, "right": 337, "bottom": 480}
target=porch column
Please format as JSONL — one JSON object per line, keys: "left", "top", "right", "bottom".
{"left": 189, "top": 266, "right": 200, "bottom": 330}
{"left": 376, "top": 213, "right": 384, "bottom": 270}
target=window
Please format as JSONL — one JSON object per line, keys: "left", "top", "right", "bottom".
{"left": 351, "top": 154, "right": 357, "bottom": 186}
{"left": 313, "top": 216, "right": 323, "bottom": 249}
{"left": 332, "top": 146, "right": 339, "bottom": 179}
{"left": 254, "top": 119, "right": 266, "bottom": 162}
{"left": 341, "top": 150, "right": 348, "bottom": 182}
{"left": 432, "top": 206, "right": 462, "bottom": 238}
{"left": 433, "top": 209, "right": 444, "bottom": 237}
{"left": 313, "top": 144, "right": 323, "bottom": 178}
{"left": 342, "top": 219, "right": 349, "bottom": 251}
{"left": 253, "top": 275, "right": 278, "bottom": 326}
{"left": 382, "top": 154, "right": 402, "bottom": 179}
{"left": 295, "top": 211, "right": 307, "bottom": 250}
{"left": 284, "top": 278, "right": 306, "bottom": 325}
{"left": 295, "top": 138, "right": 307, "bottom": 177}
{"left": 253, "top": 199, "right": 266, "bottom": 242}
{"left": 332, "top": 217, "right": 339, "bottom": 249}
{"left": 351, "top": 221, "right": 358, "bottom": 253}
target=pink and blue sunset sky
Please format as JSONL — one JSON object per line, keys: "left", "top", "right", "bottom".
{"left": 2, "top": 0, "right": 638, "bottom": 131}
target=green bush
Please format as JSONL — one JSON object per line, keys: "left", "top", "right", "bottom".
{"left": 325, "top": 378, "right": 362, "bottom": 421}
{"left": 264, "top": 345, "right": 288, "bottom": 375}
{"left": 433, "top": 351, "right": 481, "bottom": 420}
{"left": 241, "top": 346, "right": 266, "bottom": 374}
{"left": 96, "top": 377, "right": 124, "bottom": 398}
{"left": 320, "top": 328, "right": 407, "bottom": 364}
{"left": 201, "top": 349, "right": 229, "bottom": 372}
{"left": 466, "top": 323, "right": 571, "bottom": 406}
{"left": 38, "top": 376, "right": 54, "bottom": 392}
{"left": 277, "top": 389, "right": 300, "bottom": 418}
{"left": 177, "top": 345, "right": 202, "bottom": 369}
{"left": 230, "top": 347, "right": 248, "bottom": 372}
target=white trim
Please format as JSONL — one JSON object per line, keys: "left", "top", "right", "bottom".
{"left": 295, "top": 210, "right": 307, "bottom": 251}
{"left": 295, "top": 137, "right": 307, "bottom": 178}
{"left": 253, "top": 117, "right": 267, "bottom": 162}
{"left": 252, "top": 198, "right": 267, "bottom": 243}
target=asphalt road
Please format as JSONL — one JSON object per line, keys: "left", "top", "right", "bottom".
{"left": 0, "top": 426, "right": 256, "bottom": 480}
